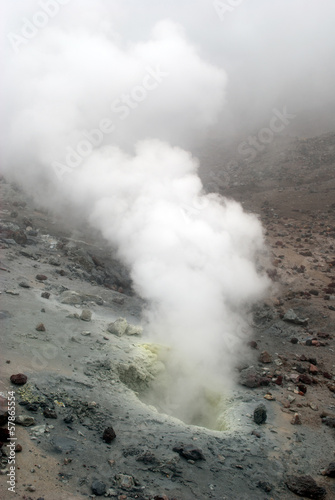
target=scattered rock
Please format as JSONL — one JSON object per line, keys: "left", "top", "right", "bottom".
{"left": 291, "top": 413, "right": 302, "bottom": 425}
{"left": 36, "top": 274, "right": 48, "bottom": 281}
{"left": 102, "top": 426, "right": 116, "bottom": 443}
{"left": 49, "top": 257, "right": 60, "bottom": 266}
{"left": 91, "top": 480, "right": 106, "bottom": 496}
{"left": 80, "top": 309, "right": 92, "bottom": 322}
{"left": 19, "top": 281, "right": 30, "bottom": 288}
{"left": 43, "top": 408, "right": 57, "bottom": 419}
{"left": 283, "top": 309, "right": 308, "bottom": 325}
{"left": 257, "top": 481, "right": 273, "bottom": 492}
{"left": 323, "top": 462, "right": 335, "bottom": 477}
{"left": 259, "top": 351, "right": 272, "bottom": 363}
{"left": 286, "top": 475, "right": 326, "bottom": 499}
{"left": 173, "top": 444, "right": 205, "bottom": 461}
{"left": 41, "top": 292, "right": 50, "bottom": 299}
{"left": 15, "top": 415, "right": 35, "bottom": 426}
{"left": 115, "top": 474, "right": 135, "bottom": 489}
{"left": 5, "top": 290, "right": 19, "bottom": 296}
{"left": 107, "top": 317, "right": 128, "bottom": 336}
{"left": 253, "top": 404, "right": 267, "bottom": 424}
{"left": 322, "top": 416, "right": 335, "bottom": 428}
{"left": 10, "top": 373, "right": 27, "bottom": 385}
{"left": 36, "top": 322, "right": 46, "bottom": 331}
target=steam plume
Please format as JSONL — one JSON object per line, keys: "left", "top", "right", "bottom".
{"left": 1, "top": 0, "right": 271, "bottom": 423}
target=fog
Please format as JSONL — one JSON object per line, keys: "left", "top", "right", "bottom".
{"left": 1, "top": 0, "right": 334, "bottom": 423}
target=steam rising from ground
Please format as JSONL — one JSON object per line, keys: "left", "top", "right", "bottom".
{"left": 1, "top": 0, "right": 272, "bottom": 423}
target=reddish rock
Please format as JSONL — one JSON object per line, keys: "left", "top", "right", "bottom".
{"left": 103, "top": 426, "right": 116, "bottom": 443}
{"left": 309, "top": 364, "right": 318, "bottom": 375}
{"left": 10, "top": 373, "right": 27, "bottom": 385}
{"left": 286, "top": 475, "right": 326, "bottom": 499}
{"left": 274, "top": 375, "right": 283, "bottom": 385}
{"left": 323, "top": 372, "right": 332, "bottom": 379}
{"left": 299, "top": 374, "right": 312, "bottom": 385}
{"left": 15, "top": 444, "right": 22, "bottom": 452}
{"left": 259, "top": 351, "right": 272, "bottom": 363}
{"left": 291, "top": 413, "right": 302, "bottom": 425}
{"left": 36, "top": 323, "right": 46, "bottom": 332}
{"left": 36, "top": 274, "right": 48, "bottom": 281}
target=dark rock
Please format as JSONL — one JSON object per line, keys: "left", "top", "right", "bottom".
{"left": 253, "top": 404, "right": 267, "bottom": 425}
{"left": 36, "top": 274, "right": 48, "bottom": 281}
{"left": 13, "top": 230, "right": 27, "bottom": 245}
{"left": 36, "top": 323, "right": 46, "bottom": 332}
{"left": 10, "top": 373, "right": 27, "bottom": 385}
{"left": 299, "top": 374, "right": 312, "bottom": 385}
{"left": 41, "top": 292, "right": 50, "bottom": 299}
{"left": 286, "top": 475, "right": 326, "bottom": 499}
{"left": 15, "top": 444, "right": 22, "bottom": 452}
{"left": 0, "top": 427, "right": 10, "bottom": 446}
{"left": 324, "top": 462, "right": 335, "bottom": 477}
{"left": 19, "top": 281, "right": 30, "bottom": 288}
{"left": 63, "top": 413, "right": 74, "bottom": 424}
{"left": 322, "top": 416, "right": 335, "bottom": 428}
{"left": 248, "top": 340, "right": 258, "bottom": 349}
{"left": 91, "top": 480, "right": 106, "bottom": 496}
{"left": 43, "top": 408, "right": 57, "bottom": 419}
{"left": 291, "top": 337, "right": 299, "bottom": 344}
{"left": 173, "top": 444, "right": 205, "bottom": 461}
{"left": 297, "top": 384, "right": 307, "bottom": 394}
{"left": 102, "top": 426, "right": 116, "bottom": 443}
{"left": 257, "top": 481, "right": 272, "bottom": 492}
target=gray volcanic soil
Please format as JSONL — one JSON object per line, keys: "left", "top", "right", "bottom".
{"left": 1, "top": 132, "right": 335, "bottom": 499}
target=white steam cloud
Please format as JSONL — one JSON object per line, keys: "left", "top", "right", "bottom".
{"left": 1, "top": 0, "right": 271, "bottom": 423}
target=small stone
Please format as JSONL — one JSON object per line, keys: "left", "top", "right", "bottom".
{"left": 173, "top": 444, "right": 205, "bottom": 461}
{"left": 259, "top": 351, "right": 272, "bottom": 363}
{"left": 323, "top": 462, "right": 335, "bottom": 477}
{"left": 80, "top": 309, "right": 92, "bottom": 322}
{"left": 253, "top": 404, "right": 267, "bottom": 424}
{"left": 291, "top": 413, "right": 302, "bottom": 425}
{"left": 322, "top": 416, "right": 335, "bottom": 428}
{"left": 10, "top": 373, "right": 27, "bottom": 385}
{"left": 43, "top": 408, "right": 57, "bottom": 419}
{"left": 248, "top": 340, "right": 258, "bottom": 349}
{"left": 19, "top": 281, "right": 30, "bottom": 288}
{"left": 36, "top": 274, "right": 48, "bottom": 281}
{"left": 107, "top": 317, "right": 128, "bottom": 336}
{"left": 291, "top": 337, "right": 299, "bottom": 344}
{"left": 257, "top": 481, "right": 272, "bottom": 492}
{"left": 309, "top": 364, "right": 318, "bottom": 375}
{"left": 26, "top": 486, "right": 36, "bottom": 492}
{"left": 36, "top": 323, "right": 46, "bottom": 332}
{"left": 5, "top": 290, "right": 20, "bottom": 296}
{"left": 309, "top": 403, "right": 318, "bottom": 411}
{"left": 41, "top": 292, "right": 50, "bottom": 299}
{"left": 81, "top": 331, "right": 91, "bottom": 336}
{"left": 115, "top": 474, "right": 135, "bottom": 490}
{"left": 299, "top": 374, "right": 312, "bottom": 385}
{"left": 49, "top": 257, "right": 60, "bottom": 266}
{"left": 91, "top": 480, "right": 106, "bottom": 496}
{"left": 286, "top": 475, "right": 326, "bottom": 499}
{"left": 15, "top": 415, "right": 35, "bottom": 426}
{"left": 102, "top": 426, "right": 116, "bottom": 443}
{"left": 274, "top": 375, "right": 283, "bottom": 385}
{"left": 15, "top": 444, "right": 22, "bottom": 452}
{"left": 283, "top": 309, "right": 308, "bottom": 325}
